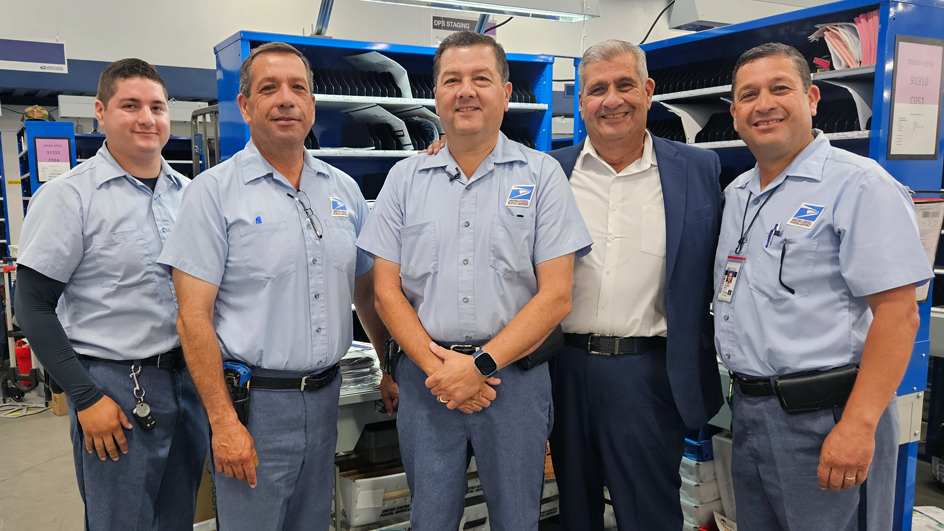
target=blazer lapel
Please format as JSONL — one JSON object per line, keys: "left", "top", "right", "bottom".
{"left": 653, "top": 137, "right": 687, "bottom": 286}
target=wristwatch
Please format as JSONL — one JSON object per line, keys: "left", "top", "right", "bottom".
{"left": 473, "top": 349, "right": 498, "bottom": 377}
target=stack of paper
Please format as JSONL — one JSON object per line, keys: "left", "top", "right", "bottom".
{"left": 809, "top": 10, "right": 879, "bottom": 69}
{"left": 341, "top": 341, "right": 382, "bottom": 392}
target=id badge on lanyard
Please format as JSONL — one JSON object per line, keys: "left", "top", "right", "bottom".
{"left": 717, "top": 255, "right": 746, "bottom": 303}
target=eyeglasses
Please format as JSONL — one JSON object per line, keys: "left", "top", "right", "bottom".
{"left": 287, "top": 190, "right": 323, "bottom": 239}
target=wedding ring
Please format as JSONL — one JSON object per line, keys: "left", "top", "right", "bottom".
{"left": 438, "top": 396, "right": 447, "bottom": 403}
{"left": 843, "top": 476, "right": 856, "bottom": 482}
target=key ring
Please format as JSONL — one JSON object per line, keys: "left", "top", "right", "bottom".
{"left": 130, "top": 364, "right": 145, "bottom": 402}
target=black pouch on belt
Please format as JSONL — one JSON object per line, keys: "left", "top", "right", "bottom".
{"left": 383, "top": 338, "right": 403, "bottom": 383}
{"left": 223, "top": 361, "right": 251, "bottom": 426}
{"left": 517, "top": 324, "right": 564, "bottom": 371}
{"left": 774, "top": 363, "right": 859, "bottom": 414}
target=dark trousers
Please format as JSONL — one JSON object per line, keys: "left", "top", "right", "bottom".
{"left": 68, "top": 359, "right": 208, "bottom": 531}
{"left": 548, "top": 345, "right": 687, "bottom": 531}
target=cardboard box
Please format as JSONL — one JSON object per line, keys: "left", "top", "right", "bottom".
{"left": 194, "top": 455, "right": 216, "bottom": 524}
{"left": 51, "top": 392, "right": 68, "bottom": 416}
{"left": 679, "top": 476, "right": 720, "bottom": 505}
{"left": 339, "top": 466, "right": 411, "bottom": 526}
{"left": 712, "top": 432, "right": 736, "bottom": 521}
{"left": 679, "top": 456, "right": 716, "bottom": 483}
{"left": 544, "top": 442, "right": 555, "bottom": 479}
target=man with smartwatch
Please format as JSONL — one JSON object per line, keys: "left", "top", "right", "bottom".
{"left": 716, "top": 43, "right": 931, "bottom": 530}
{"left": 356, "top": 31, "right": 592, "bottom": 531}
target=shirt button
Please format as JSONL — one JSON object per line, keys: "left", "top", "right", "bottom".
{"left": 161, "top": 228, "right": 167, "bottom": 233}
{"left": 464, "top": 221, "right": 470, "bottom": 227}
{"left": 316, "top": 327, "right": 322, "bottom": 333}
{"left": 312, "top": 258, "right": 318, "bottom": 264}
{"left": 463, "top": 297, "right": 469, "bottom": 303}
{"left": 314, "top": 293, "right": 320, "bottom": 299}
{"left": 725, "top": 353, "right": 731, "bottom": 359}
{"left": 606, "top": 269, "right": 611, "bottom": 275}
{"left": 608, "top": 235, "right": 615, "bottom": 241}
{"left": 724, "top": 315, "right": 729, "bottom": 321}
{"left": 752, "top": 199, "right": 760, "bottom": 205}
{"left": 601, "top": 304, "right": 607, "bottom": 310}
{"left": 463, "top": 259, "right": 469, "bottom": 265}
{"left": 466, "top": 335, "right": 472, "bottom": 340}
{"left": 466, "top": 185, "right": 472, "bottom": 190}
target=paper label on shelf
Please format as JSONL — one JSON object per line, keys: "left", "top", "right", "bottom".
{"left": 6, "top": 180, "right": 20, "bottom": 185}
{"left": 890, "top": 39, "right": 944, "bottom": 158}
{"left": 34, "top": 138, "right": 72, "bottom": 182}
{"left": 912, "top": 200, "right": 944, "bottom": 302}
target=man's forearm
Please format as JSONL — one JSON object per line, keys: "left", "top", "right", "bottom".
{"left": 843, "top": 289, "right": 920, "bottom": 430}
{"left": 177, "top": 313, "right": 237, "bottom": 428}
{"left": 353, "top": 270, "right": 392, "bottom": 361}
{"left": 375, "top": 286, "right": 441, "bottom": 376}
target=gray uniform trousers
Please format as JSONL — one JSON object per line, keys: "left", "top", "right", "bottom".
{"left": 396, "top": 354, "right": 553, "bottom": 531}
{"left": 213, "top": 368, "right": 341, "bottom": 531}
{"left": 731, "top": 386, "right": 899, "bottom": 531}
{"left": 68, "top": 358, "right": 208, "bottom": 531}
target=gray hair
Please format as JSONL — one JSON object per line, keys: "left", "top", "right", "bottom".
{"left": 433, "top": 30, "right": 510, "bottom": 85}
{"left": 578, "top": 39, "right": 649, "bottom": 93}
{"left": 239, "top": 42, "right": 314, "bottom": 98}
{"left": 732, "top": 43, "right": 812, "bottom": 93}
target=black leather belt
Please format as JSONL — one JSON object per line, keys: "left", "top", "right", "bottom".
{"left": 732, "top": 375, "right": 777, "bottom": 396}
{"left": 251, "top": 364, "right": 340, "bottom": 392}
{"left": 78, "top": 347, "right": 185, "bottom": 371}
{"left": 564, "top": 333, "right": 666, "bottom": 356}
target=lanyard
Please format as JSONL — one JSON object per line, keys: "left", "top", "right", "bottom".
{"left": 735, "top": 188, "right": 777, "bottom": 255}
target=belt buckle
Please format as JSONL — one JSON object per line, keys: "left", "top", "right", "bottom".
{"left": 300, "top": 376, "right": 309, "bottom": 392}
{"left": 612, "top": 337, "right": 620, "bottom": 354}
{"left": 450, "top": 344, "right": 476, "bottom": 355}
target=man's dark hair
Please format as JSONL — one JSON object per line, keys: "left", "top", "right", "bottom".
{"left": 240, "top": 42, "right": 315, "bottom": 98}
{"left": 97, "top": 58, "right": 168, "bottom": 108}
{"left": 433, "top": 31, "right": 510, "bottom": 85}
{"left": 732, "top": 43, "right": 812, "bottom": 93}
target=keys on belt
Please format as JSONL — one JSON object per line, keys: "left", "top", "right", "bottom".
{"left": 563, "top": 333, "right": 667, "bottom": 356}
{"left": 250, "top": 364, "right": 340, "bottom": 392}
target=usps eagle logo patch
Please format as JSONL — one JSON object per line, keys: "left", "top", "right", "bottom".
{"left": 506, "top": 185, "right": 535, "bottom": 207}
{"left": 786, "top": 203, "right": 825, "bottom": 229}
{"left": 330, "top": 197, "right": 349, "bottom": 217}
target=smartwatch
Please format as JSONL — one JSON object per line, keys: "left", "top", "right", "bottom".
{"left": 473, "top": 349, "right": 498, "bottom": 377}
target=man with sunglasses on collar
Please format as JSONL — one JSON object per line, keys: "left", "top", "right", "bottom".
{"left": 158, "top": 42, "right": 388, "bottom": 531}
{"left": 716, "top": 42, "right": 931, "bottom": 530}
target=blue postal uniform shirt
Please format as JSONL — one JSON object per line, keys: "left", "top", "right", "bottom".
{"left": 157, "top": 141, "right": 372, "bottom": 371}
{"left": 18, "top": 144, "right": 188, "bottom": 360}
{"left": 356, "top": 132, "right": 593, "bottom": 343}
{"left": 713, "top": 130, "right": 933, "bottom": 377}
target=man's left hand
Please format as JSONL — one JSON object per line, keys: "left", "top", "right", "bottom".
{"left": 817, "top": 419, "right": 875, "bottom": 491}
{"left": 425, "top": 342, "right": 494, "bottom": 408}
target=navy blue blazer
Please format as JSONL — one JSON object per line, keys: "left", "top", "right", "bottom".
{"left": 550, "top": 136, "right": 724, "bottom": 429}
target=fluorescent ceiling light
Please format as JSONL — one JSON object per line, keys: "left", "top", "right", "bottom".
{"left": 357, "top": 0, "right": 599, "bottom": 22}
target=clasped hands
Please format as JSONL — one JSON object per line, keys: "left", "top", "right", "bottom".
{"left": 425, "top": 342, "right": 501, "bottom": 414}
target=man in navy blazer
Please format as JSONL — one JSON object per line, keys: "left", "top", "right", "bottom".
{"left": 547, "top": 40, "right": 724, "bottom": 531}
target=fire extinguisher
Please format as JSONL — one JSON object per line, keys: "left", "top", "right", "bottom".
{"left": 14, "top": 339, "right": 33, "bottom": 386}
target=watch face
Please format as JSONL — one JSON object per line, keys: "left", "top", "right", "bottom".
{"left": 474, "top": 352, "right": 497, "bottom": 376}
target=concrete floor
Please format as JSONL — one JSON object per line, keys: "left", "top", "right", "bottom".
{"left": 1, "top": 404, "right": 942, "bottom": 531}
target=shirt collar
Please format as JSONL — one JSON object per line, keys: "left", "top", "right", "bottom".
{"left": 415, "top": 132, "right": 528, "bottom": 174}
{"left": 578, "top": 130, "right": 657, "bottom": 174}
{"left": 92, "top": 142, "right": 183, "bottom": 190}
{"left": 240, "top": 140, "right": 331, "bottom": 185}
{"left": 737, "top": 129, "right": 829, "bottom": 191}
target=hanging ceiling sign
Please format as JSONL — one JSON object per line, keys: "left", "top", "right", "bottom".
{"left": 0, "top": 38, "right": 68, "bottom": 74}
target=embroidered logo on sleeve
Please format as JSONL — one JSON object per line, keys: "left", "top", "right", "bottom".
{"left": 331, "top": 197, "right": 349, "bottom": 217}
{"left": 786, "top": 203, "right": 825, "bottom": 229}
{"left": 506, "top": 185, "right": 535, "bottom": 207}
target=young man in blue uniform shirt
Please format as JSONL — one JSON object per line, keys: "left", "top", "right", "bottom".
{"left": 158, "top": 43, "right": 389, "bottom": 531}
{"left": 715, "top": 43, "right": 933, "bottom": 530}
{"left": 16, "top": 59, "right": 207, "bottom": 530}
{"left": 357, "top": 31, "right": 592, "bottom": 531}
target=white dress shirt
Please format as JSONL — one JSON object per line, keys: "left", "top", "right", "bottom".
{"left": 563, "top": 131, "right": 668, "bottom": 338}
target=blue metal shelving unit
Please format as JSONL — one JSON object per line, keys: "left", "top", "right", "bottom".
{"left": 570, "top": 1, "right": 943, "bottom": 529}
{"left": 0, "top": 134, "right": 6, "bottom": 258}
{"left": 16, "top": 121, "right": 77, "bottom": 218}
{"left": 214, "top": 31, "right": 555, "bottom": 196}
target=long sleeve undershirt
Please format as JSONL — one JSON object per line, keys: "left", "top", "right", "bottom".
{"left": 15, "top": 265, "right": 104, "bottom": 411}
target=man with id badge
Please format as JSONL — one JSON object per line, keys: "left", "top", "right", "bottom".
{"left": 356, "top": 31, "right": 592, "bottom": 531}
{"left": 715, "top": 43, "right": 932, "bottom": 530}
{"left": 15, "top": 59, "right": 207, "bottom": 530}
{"left": 158, "top": 42, "right": 388, "bottom": 531}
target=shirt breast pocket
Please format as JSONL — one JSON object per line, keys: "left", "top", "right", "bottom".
{"left": 400, "top": 221, "right": 439, "bottom": 282}
{"left": 749, "top": 236, "right": 817, "bottom": 301}
{"left": 641, "top": 205, "right": 666, "bottom": 257}
{"left": 489, "top": 214, "right": 535, "bottom": 278}
{"left": 326, "top": 219, "right": 357, "bottom": 275}
{"left": 237, "top": 221, "right": 297, "bottom": 282}
{"left": 91, "top": 229, "right": 155, "bottom": 289}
